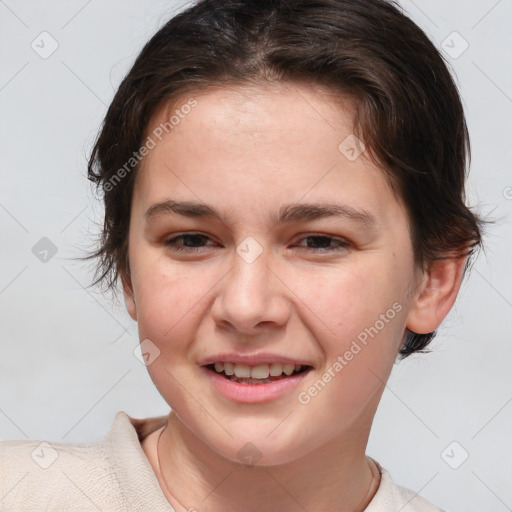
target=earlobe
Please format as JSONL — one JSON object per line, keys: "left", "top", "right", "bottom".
{"left": 406, "top": 256, "right": 467, "bottom": 335}
{"left": 121, "top": 272, "right": 137, "bottom": 321}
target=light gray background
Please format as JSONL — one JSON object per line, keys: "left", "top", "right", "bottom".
{"left": 0, "top": 1, "right": 511, "bottom": 511}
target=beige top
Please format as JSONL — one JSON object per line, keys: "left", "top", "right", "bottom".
{"left": 0, "top": 411, "right": 445, "bottom": 511}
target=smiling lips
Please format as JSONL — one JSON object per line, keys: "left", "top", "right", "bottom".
{"left": 201, "top": 358, "right": 313, "bottom": 401}
{"left": 199, "top": 351, "right": 314, "bottom": 394}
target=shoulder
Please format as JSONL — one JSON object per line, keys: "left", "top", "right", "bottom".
{"left": 0, "top": 411, "right": 171, "bottom": 511}
{"left": 366, "top": 459, "right": 446, "bottom": 512}
{"left": 0, "top": 430, "right": 120, "bottom": 510}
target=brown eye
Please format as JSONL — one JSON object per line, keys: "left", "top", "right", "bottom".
{"left": 164, "top": 233, "right": 214, "bottom": 253}
{"left": 295, "top": 235, "right": 350, "bottom": 251}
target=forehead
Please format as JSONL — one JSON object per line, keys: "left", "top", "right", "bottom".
{"left": 134, "top": 82, "right": 407, "bottom": 231}
{"left": 153, "top": 81, "right": 356, "bottom": 140}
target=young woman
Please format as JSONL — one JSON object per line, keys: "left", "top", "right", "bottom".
{"left": 0, "top": 1, "right": 484, "bottom": 510}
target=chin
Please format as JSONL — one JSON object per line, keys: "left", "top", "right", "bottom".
{"left": 204, "top": 425, "right": 313, "bottom": 468}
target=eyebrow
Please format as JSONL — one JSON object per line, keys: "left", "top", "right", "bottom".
{"left": 144, "top": 200, "right": 377, "bottom": 227}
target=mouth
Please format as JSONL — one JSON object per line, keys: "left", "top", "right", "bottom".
{"left": 203, "top": 362, "right": 313, "bottom": 384}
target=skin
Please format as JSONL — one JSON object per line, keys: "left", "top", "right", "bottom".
{"left": 122, "top": 81, "right": 466, "bottom": 512}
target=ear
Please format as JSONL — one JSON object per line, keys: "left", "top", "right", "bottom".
{"left": 406, "top": 256, "right": 467, "bottom": 334}
{"left": 121, "top": 271, "right": 137, "bottom": 322}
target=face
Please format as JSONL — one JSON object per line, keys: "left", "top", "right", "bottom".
{"left": 123, "top": 82, "right": 424, "bottom": 466}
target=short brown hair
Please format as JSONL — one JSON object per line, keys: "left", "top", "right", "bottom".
{"left": 84, "top": 0, "right": 486, "bottom": 358}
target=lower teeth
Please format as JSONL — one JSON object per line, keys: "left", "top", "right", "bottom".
{"left": 226, "top": 374, "right": 296, "bottom": 384}
{"left": 230, "top": 377, "right": 272, "bottom": 384}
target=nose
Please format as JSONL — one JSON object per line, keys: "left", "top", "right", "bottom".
{"left": 210, "top": 244, "right": 292, "bottom": 339}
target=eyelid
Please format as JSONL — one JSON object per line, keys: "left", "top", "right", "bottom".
{"left": 292, "top": 233, "right": 351, "bottom": 250}
{"left": 164, "top": 232, "right": 217, "bottom": 251}
{"left": 164, "top": 232, "right": 351, "bottom": 253}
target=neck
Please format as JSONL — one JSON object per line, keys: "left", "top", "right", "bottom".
{"left": 154, "top": 411, "right": 381, "bottom": 512}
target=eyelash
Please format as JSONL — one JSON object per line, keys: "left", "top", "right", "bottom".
{"left": 164, "top": 233, "right": 351, "bottom": 253}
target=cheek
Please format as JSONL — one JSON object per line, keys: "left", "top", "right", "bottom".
{"left": 306, "top": 259, "right": 406, "bottom": 336}
{"left": 294, "top": 265, "right": 408, "bottom": 431}
{"left": 138, "top": 283, "right": 199, "bottom": 342}
{"left": 299, "top": 256, "right": 410, "bottom": 393}
{"left": 131, "top": 251, "right": 209, "bottom": 350}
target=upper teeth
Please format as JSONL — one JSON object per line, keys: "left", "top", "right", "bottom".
{"left": 213, "top": 362, "right": 303, "bottom": 379}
